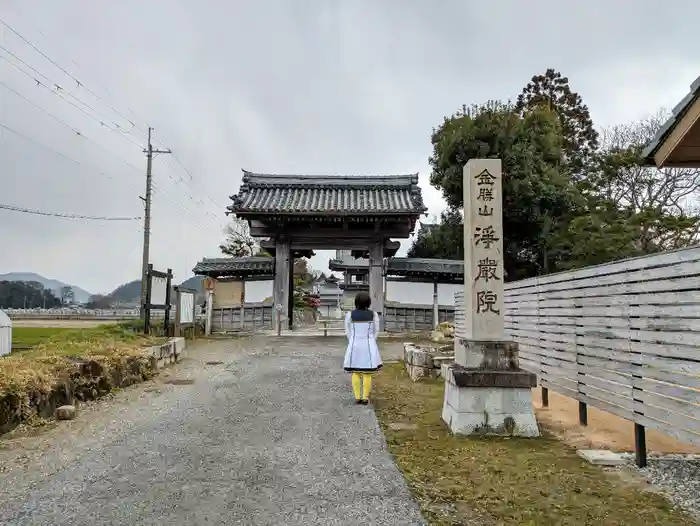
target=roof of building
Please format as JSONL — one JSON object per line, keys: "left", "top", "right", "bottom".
{"left": 642, "top": 75, "right": 700, "bottom": 164}
{"left": 228, "top": 170, "right": 427, "bottom": 216}
{"left": 330, "top": 256, "right": 464, "bottom": 278}
{"left": 387, "top": 257, "right": 464, "bottom": 277}
{"left": 192, "top": 257, "right": 273, "bottom": 277}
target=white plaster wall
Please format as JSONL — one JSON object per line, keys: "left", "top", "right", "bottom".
{"left": 244, "top": 279, "right": 273, "bottom": 303}
{"left": 318, "top": 305, "right": 342, "bottom": 318}
{"left": 386, "top": 281, "right": 462, "bottom": 306}
{"left": 438, "top": 283, "right": 462, "bottom": 306}
{"left": 386, "top": 281, "right": 433, "bottom": 304}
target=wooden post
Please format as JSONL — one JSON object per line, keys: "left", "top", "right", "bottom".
{"left": 368, "top": 238, "right": 384, "bottom": 331}
{"left": 634, "top": 423, "right": 647, "bottom": 468}
{"left": 578, "top": 401, "right": 588, "bottom": 426}
{"left": 432, "top": 279, "right": 439, "bottom": 330}
{"left": 631, "top": 342, "right": 647, "bottom": 467}
{"left": 274, "top": 235, "right": 291, "bottom": 331}
{"left": 191, "top": 292, "right": 197, "bottom": 339}
{"left": 174, "top": 286, "right": 182, "bottom": 337}
{"left": 288, "top": 248, "right": 295, "bottom": 330}
{"left": 576, "top": 347, "right": 588, "bottom": 426}
{"left": 144, "top": 263, "right": 153, "bottom": 335}
{"left": 163, "top": 268, "right": 172, "bottom": 337}
{"left": 205, "top": 290, "right": 213, "bottom": 336}
{"left": 276, "top": 304, "right": 282, "bottom": 336}
{"left": 541, "top": 386, "right": 549, "bottom": 408}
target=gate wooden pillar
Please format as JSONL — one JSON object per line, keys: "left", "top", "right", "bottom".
{"left": 368, "top": 238, "right": 385, "bottom": 331}
{"left": 274, "top": 234, "right": 291, "bottom": 330}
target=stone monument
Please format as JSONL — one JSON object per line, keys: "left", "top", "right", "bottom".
{"left": 441, "top": 159, "right": 539, "bottom": 437}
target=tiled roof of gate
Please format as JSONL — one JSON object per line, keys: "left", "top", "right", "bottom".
{"left": 192, "top": 257, "right": 273, "bottom": 276}
{"left": 228, "top": 171, "right": 427, "bottom": 215}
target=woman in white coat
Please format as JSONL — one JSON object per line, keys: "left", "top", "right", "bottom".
{"left": 343, "top": 291, "right": 382, "bottom": 404}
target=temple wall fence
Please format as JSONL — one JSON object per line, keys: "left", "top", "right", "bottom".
{"left": 455, "top": 245, "right": 700, "bottom": 451}
{"left": 210, "top": 303, "right": 274, "bottom": 332}
{"left": 383, "top": 302, "right": 454, "bottom": 333}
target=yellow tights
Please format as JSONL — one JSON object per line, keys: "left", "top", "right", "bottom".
{"left": 351, "top": 372, "right": 373, "bottom": 401}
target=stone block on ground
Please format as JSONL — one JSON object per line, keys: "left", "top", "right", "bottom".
{"left": 442, "top": 363, "right": 539, "bottom": 437}
{"left": 55, "top": 405, "right": 76, "bottom": 421}
{"left": 577, "top": 449, "right": 626, "bottom": 466}
{"left": 388, "top": 422, "right": 418, "bottom": 431}
{"left": 403, "top": 342, "right": 455, "bottom": 382}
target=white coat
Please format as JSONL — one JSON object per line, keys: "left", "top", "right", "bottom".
{"left": 343, "top": 309, "right": 382, "bottom": 372}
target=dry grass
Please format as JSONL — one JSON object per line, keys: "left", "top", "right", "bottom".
{"left": 373, "top": 363, "right": 696, "bottom": 526}
{"left": 0, "top": 325, "right": 161, "bottom": 397}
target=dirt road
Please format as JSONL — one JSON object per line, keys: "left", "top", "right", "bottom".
{"left": 0, "top": 336, "right": 424, "bottom": 525}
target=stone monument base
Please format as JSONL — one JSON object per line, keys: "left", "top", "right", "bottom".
{"left": 441, "top": 339, "right": 540, "bottom": 437}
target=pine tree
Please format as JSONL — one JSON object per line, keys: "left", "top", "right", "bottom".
{"left": 515, "top": 68, "right": 599, "bottom": 175}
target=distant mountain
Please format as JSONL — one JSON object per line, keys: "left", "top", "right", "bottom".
{"left": 0, "top": 272, "right": 93, "bottom": 304}
{"left": 109, "top": 280, "right": 141, "bottom": 303}
{"left": 180, "top": 275, "right": 204, "bottom": 291}
{"left": 108, "top": 276, "right": 206, "bottom": 304}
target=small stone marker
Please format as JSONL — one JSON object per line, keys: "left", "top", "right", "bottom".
{"left": 577, "top": 449, "right": 626, "bottom": 466}
{"left": 55, "top": 405, "right": 76, "bottom": 421}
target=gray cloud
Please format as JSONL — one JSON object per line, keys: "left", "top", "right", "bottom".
{"left": 1, "top": 0, "right": 699, "bottom": 293}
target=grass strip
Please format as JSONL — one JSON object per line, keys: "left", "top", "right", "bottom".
{"left": 373, "top": 363, "right": 695, "bottom": 526}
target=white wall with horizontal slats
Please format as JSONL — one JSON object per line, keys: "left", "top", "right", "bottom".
{"left": 455, "top": 245, "right": 700, "bottom": 447}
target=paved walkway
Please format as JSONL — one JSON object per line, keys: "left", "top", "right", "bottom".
{"left": 0, "top": 337, "right": 424, "bottom": 525}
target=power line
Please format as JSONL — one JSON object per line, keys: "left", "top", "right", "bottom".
{"left": 0, "top": 44, "right": 119, "bottom": 130}
{"left": 1, "top": 45, "right": 224, "bottom": 226}
{"left": 0, "top": 50, "right": 145, "bottom": 149}
{"left": 0, "top": 18, "right": 149, "bottom": 138}
{"left": 0, "top": 121, "right": 140, "bottom": 189}
{"left": 0, "top": 84, "right": 221, "bottom": 229}
{"left": 0, "top": 82, "right": 144, "bottom": 174}
{"left": 0, "top": 202, "right": 141, "bottom": 221}
{"left": 1, "top": 24, "right": 226, "bottom": 222}
{"left": 0, "top": 120, "right": 221, "bottom": 235}
{"left": 0, "top": 21, "right": 227, "bottom": 246}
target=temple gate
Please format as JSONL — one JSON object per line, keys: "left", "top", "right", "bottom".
{"left": 227, "top": 170, "right": 426, "bottom": 331}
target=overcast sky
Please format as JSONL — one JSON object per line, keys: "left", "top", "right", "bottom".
{"left": 1, "top": 1, "right": 699, "bottom": 294}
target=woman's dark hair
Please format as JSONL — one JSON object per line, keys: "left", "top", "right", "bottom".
{"left": 354, "top": 291, "right": 371, "bottom": 309}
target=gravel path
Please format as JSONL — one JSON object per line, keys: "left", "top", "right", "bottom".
{"left": 0, "top": 336, "right": 425, "bottom": 525}
{"left": 622, "top": 453, "right": 700, "bottom": 520}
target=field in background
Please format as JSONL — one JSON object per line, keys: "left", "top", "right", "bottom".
{"left": 11, "top": 319, "right": 109, "bottom": 329}
{"left": 11, "top": 327, "right": 75, "bottom": 349}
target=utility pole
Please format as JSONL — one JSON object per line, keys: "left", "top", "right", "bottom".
{"left": 140, "top": 127, "right": 171, "bottom": 320}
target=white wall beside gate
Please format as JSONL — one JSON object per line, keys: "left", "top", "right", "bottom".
{"left": 244, "top": 279, "right": 273, "bottom": 303}
{"left": 385, "top": 280, "right": 462, "bottom": 306}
